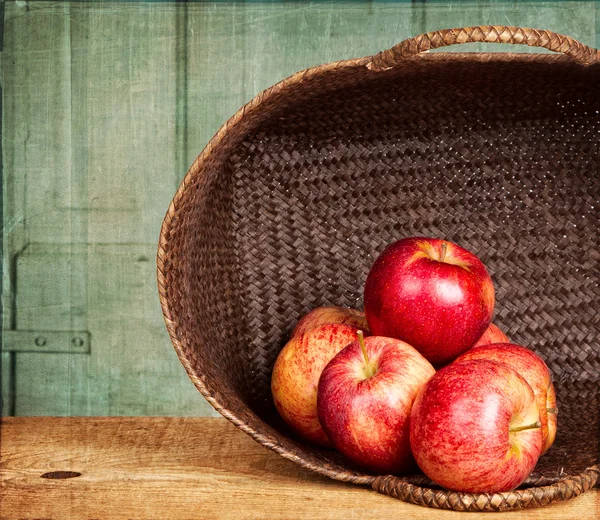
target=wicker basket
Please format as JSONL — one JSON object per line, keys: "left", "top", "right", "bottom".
{"left": 158, "top": 26, "right": 600, "bottom": 512}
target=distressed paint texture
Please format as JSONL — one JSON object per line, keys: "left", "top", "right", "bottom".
{"left": 1, "top": 1, "right": 597, "bottom": 415}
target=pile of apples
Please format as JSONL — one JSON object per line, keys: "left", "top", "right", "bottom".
{"left": 271, "top": 237, "right": 558, "bottom": 493}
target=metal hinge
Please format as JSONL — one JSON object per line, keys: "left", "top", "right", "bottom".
{"left": 2, "top": 330, "right": 91, "bottom": 354}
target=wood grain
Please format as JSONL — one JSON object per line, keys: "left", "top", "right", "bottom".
{"left": 0, "top": 417, "right": 598, "bottom": 519}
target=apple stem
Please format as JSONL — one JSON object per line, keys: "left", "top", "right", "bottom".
{"left": 440, "top": 241, "right": 447, "bottom": 262}
{"left": 547, "top": 407, "right": 558, "bottom": 415}
{"left": 509, "top": 420, "right": 541, "bottom": 433}
{"left": 357, "top": 330, "right": 375, "bottom": 378}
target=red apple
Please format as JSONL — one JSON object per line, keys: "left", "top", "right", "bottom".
{"left": 472, "top": 322, "right": 509, "bottom": 348}
{"left": 454, "top": 343, "right": 557, "bottom": 454}
{"left": 271, "top": 323, "right": 362, "bottom": 447}
{"left": 292, "top": 306, "right": 368, "bottom": 337}
{"left": 410, "top": 359, "right": 543, "bottom": 493}
{"left": 318, "top": 332, "right": 435, "bottom": 474}
{"left": 364, "top": 237, "right": 495, "bottom": 366}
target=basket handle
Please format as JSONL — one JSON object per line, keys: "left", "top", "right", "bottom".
{"left": 367, "top": 26, "right": 600, "bottom": 71}
{"left": 371, "top": 466, "right": 600, "bottom": 512}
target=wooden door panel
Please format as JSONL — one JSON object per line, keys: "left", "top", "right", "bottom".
{"left": 2, "top": 1, "right": 596, "bottom": 416}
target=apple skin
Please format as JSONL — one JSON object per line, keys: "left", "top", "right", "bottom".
{"left": 410, "top": 359, "right": 543, "bottom": 493}
{"left": 271, "top": 323, "right": 363, "bottom": 447}
{"left": 317, "top": 336, "right": 435, "bottom": 474}
{"left": 292, "top": 306, "right": 369, "bottom": 337}
{"left": 454, "top": 343, "right": 557, "bottom": 454}
{"left": 472, "top": 323, "right": 509, "bottom": 348}
{"left": 364, "top": 237, "right": 495, "bottom": 366}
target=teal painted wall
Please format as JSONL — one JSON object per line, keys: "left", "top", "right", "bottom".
{"left": 2, "top": 1, "right": 598, "bottom": 416}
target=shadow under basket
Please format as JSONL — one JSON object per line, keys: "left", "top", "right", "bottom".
{"left": 158, "top": 26, "right": 600, "bottom": 512}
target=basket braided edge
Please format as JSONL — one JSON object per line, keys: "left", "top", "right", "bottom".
{"left": 372, "top": 466, "right": 600, "bottom": 512}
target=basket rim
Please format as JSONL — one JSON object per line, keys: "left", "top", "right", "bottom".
{"left": 372, "top": 466, "right": 600, "bottom": 511}
{"left": 156, "top": 43, "right": 599, "bottom": 511}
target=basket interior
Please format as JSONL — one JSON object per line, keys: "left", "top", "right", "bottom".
{"left": 165, "top": 55, "right": 599, "bottom": 482}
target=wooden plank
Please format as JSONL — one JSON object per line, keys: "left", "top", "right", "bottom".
{"left": 2, "top": 2, "right": 87, "bottom": 417}
{"left": 2, "top": 2, "right": 74, "bottom": 339}
{"left": 0, "top": 417, "right": 598, "bottom": 519}
{"left": 1, "top": 353, "right": 13, "bottom": 415}
{"left": 3, "top": 2, "right": 75, "bottom": 248}
{"left": 66, "top": 2, "right": 183, "bottom": 243}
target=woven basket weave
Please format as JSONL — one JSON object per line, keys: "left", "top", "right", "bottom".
{"left": 158, "top": 26, "right": 600, "bottom": 512}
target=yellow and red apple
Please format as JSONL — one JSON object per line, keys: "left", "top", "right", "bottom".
{"left": 292, "top": 306, "right": 368, "bottom": 337}
{"left": 410, "top": 359, "right": 543, "bottom": 493}
{"left": 472, "top": 322, "right": 510, "bottom": 347}
{"left": 271, "top": 323, "right": 362, "bottom": 447}
{"left": 454, "top": 343, "right": 557, "bottom": 453}
{"left": 318, "top": 333, "right": 435, "bottom": 474}
{"left": 364, "top": 237, "right": 495, "bottom": 366}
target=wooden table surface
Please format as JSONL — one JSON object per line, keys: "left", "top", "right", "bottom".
{"left": 1, "top": 417, "right": 598, "bottom": 519}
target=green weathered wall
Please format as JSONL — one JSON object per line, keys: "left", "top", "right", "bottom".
{"left": 2, "top": 1, "right": 598, "bottom": 416}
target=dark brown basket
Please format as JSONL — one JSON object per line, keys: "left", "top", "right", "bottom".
{"left": 158, "top": 26, "right": 600, "bottom": 512}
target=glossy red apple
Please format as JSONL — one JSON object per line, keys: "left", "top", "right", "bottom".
{"left": 410, "top": 359, "right": 543, "bottom": 493}
{"left": 292, "top": 306, "right": 368, "bottom": 337}
{"left": 318, "top": 332, "right": 435, "bottom": 474}
{"left": 271, "top": 323, "right": 362, "bottom": 447}
{"left": 454, "top": 343, "right": 557, "bottom": 454}
{"left": 472, "top": 322, "right": 509, "bottom": 348}
{"left": 364, "top": 237, "right": 495, "bottom": 366}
